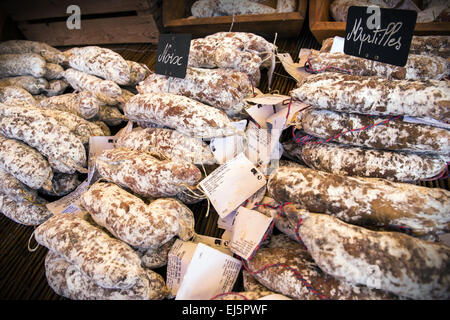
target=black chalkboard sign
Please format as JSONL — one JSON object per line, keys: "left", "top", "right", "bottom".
{"left": 155, "top": 33, "right": 191, "bottom": 79}
{"left": 344, "top": 6, "right": 417, "bottom": 67}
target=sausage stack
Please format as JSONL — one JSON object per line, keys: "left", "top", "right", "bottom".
{"left": 232, "top": 35, "right": 450, "bottom": 300}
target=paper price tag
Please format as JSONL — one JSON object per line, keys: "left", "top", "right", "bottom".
{"left": 276, "top": 52, "right": 311, "bottom": 83}
{"left": 245, "top": 94, "right": 291, "bottom": 129}
{"left": 229, "top": 206, "right": 273, "bottom": 260}
{"left": 221, "top": 230, "right": 231, "bottom": 241}
{"left": 175, "top": 243, "right": 242, "bottom": 300}
{"left": 87, "top": 136, "right": 115, "bottom": 184}
{"left": 246, "top": 94, "right": 290, "bottom": 106}
{"left": 46, "top": 180, "right": 89, "bottom": 215}
{"left": 217, "top": 185, "right": 266, "bottom": 230}
{"left": 245, "top": 121, "right": 272, "bottom": 168}
{"left": 198, "top": 153, "right": 267, "bottom": 218}
{"left": 217, "top": 210, "right": 236, "bottom": 231}
{"left": 330, "top": 36, "right": 345, "bottom": 53}
{"left": 245, "top": 104, "right": 276, "bottom": 129}
{"left": 166, "top": 239, "right": 198, "bottom": 298}
{"left": 209, "top": 120, "right": 247, "bottom": 164}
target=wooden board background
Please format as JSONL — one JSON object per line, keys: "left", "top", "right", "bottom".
{"left": 0, "top": 0, "right": 161, "bottom": 46}
{"left": 309, "top": 0, "right": 450, "bottom": 44}
{"left": 163, "top": 0, "right": 307, "bottom": 38}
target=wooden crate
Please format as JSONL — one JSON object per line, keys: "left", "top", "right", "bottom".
{"left": 0, "top": 0, "right": 161, "bottom": 46}
{"left": 310, "top": 0, "right": 450, "bottom": 44}
{"left": 162, "top": 0, "right": 308, "bottom": 38}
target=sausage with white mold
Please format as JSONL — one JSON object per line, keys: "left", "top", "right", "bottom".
{"left": 267, "top": 166, "right": 450, "bottom": 236}
{"left": 306, "top": 51, "right": 449, "bottom": 81}
{"left": 39, "top": 91, "right": 100, "bottom": 120}
{"left": 0, "top": 76, "right": 48, "bottom": 95}
{"left": 247, "top": 246, "right": 399, "bottom": 300}
{"left": 291, "top": 72, "right": 450, "bottom": 121}
{"left": 34, "top": 213, "right": 145, "bottom": 290}
{"left": 300, "top": 142, "right": 448, "bottom": 183}
{"left": 45, "top": 251, "right": 168, "bottom": 300}
{"left": 212, "top": 0, "right": 276, "bottom": 15}
{"left": 64, "top": 68, "right": 122, "bottom": 106}
{"left": 81, "top": 182, "right": 195, "bottom": 250}
{"left": 95, "top": 148, "right": 202, "bottom": 198}
{"left": 0, "top": 193, "right": 52, "bottom": 226}
{"left": 137, "top": 67, "right": 253, "bottom": 116}
{"left": 0, "top": 167, "right": 38, "bottom": 202}
{"left": 0, "top": 53, "right": 47, "bottom": 78}
{"left": 0, "top": 102, "right": 87, "bottom": 174}
{"left": 299, "top": 109, "right": 450, "bottom": 157}
{"left": 64, "top": 46, "right": 130, "bottom": 85}
{"left": 0, "top": 40, "right": 66, "bottom": 65}
{"left": 124, "top": 93, "right": 238, "bottom": 139}
{"left": 114, "top": 127, "right": 216, "bottom": 165}
{"left": 0, "top": 134, "right": 53, "bottom": 190}
{"left": 289, "top": 210, "right": 450, "bottom": 300}
{"left": 0, "top": 86, "right": 36, "bottom": 105}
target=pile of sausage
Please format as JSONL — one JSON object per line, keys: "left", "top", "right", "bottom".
{"left": 1, "top": 31, "right": 449, "bottom": 301}
{"left": 0, "top": 40, "right": 178, "bottom": 300}
{"left": 251, "top": 35, "right": 449, "bottom": 300}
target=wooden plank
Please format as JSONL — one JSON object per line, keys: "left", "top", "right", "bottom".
{"left": 162, "top": 0, "right": 307, "bottom": 38}
{"left": 310, "top": 0, "right": 450, "bottom": 44}
{"left": 18, "top": 14, "right": 159, "bottom": 46}
{"left": 1, "top": 0, "right": 151, "bottom": 21}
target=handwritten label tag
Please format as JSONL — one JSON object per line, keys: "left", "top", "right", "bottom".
{"left": 155, "top": 34, "right": 191, "bottom": 79}
{"left": 198, "top": 153, "right": 267, "bottom": 219}
{"left": 344, "top": 6, "right": 417, "bottom": 67}
{"left": 229, "top": 206, "right": 273, "bottom": 260}
{"left": 175, "top": 243, "right": 242, "bottom": 300}
{"left": 45, "top": 180, "right": 89, "bottom": 215}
